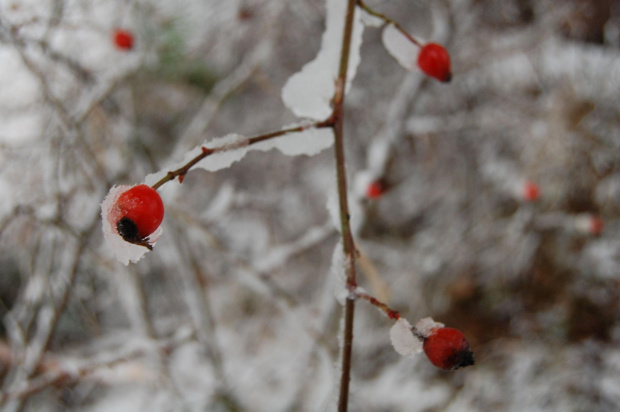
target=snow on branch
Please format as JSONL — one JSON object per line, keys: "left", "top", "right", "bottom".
{"left": 281, "top": 0, "right": 365, "bottom": 120}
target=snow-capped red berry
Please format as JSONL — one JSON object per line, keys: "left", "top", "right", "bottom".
{"left": 101, "top": 185, "right": 164, "bottom": 264}
{"left": 366, "top": 180, "right": 385, "bottom": 199}
{"left": 114, "top": 185, "right": 164, "bottom": 241}
{"left": 522, "top": 180, "right": 540, "bottom": 202}
{"left": 423, "top": 327, "right": 474, "bottom": 370}
{"left": 417, "top": 43, "right": 451, "bottom": 82}
{"left": 113, "top": 29, "right": 134, "bottom": 50}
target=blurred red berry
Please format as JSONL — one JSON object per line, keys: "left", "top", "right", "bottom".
{"left": 589, "top": 216, "right": 604, "bottom": 236}
{"left": 423, "top": 327, "right": 474, "bottom": 370}
{"left": 417, "top": 43, "right": 451, "bottom": 82}
{"left": 238, "top": 7, "right": 253, "bottom": 21}
{"left": 113, "top": 29, "right": 134, "bottom": 50}
{"left": 366, "top": 180, "right": 385, "bottom": 199}
{"left": 522, "top": 180, "right": 540, "bottom": 202}
{"left": 114, "top": 185, "right": 164, "bottom": 243}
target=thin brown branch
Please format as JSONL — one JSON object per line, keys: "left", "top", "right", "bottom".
{"left": 356, "top": 290, "right": 400, "bottom": 320}
{"left": 356, "top": 0, "right": 423, "bottom": 47}
{"left": 150, "top": 120, "right": 331, "bottom": 190}
{"left": 332, "top": 1, "right": 360, "bottom": 411}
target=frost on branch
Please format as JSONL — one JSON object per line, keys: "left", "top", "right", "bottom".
{"left": 145, "top": 128, "right": 334, "bottom": 186}
{"left": 390, "top": 318, "right": 422, "bottom": 357}
{"left": 382, "top": 25, "right": 420, "bottom": 71}
{"left": 330, "top": 240, "right": 349, "bottom": 305}
{"left": 327, "top": 179, "right": 364, "bottom": 235}
{"left": 281, "top": 0, "right": 365, "bottom": 119}
{"left": 101, "top": 185, "right": 162, "bottom": 265}
{"left": 145, "top": 134, "right": 249, "bottom": 186}
{"left": 253, "top": 126, "right": 334, "bottom": 156}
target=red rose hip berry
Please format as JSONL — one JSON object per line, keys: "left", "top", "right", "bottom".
{"left": 417, "top": 43, "right": 452, "bottom": 82}
{"left": 113, "top": 29, "right": 134, "bottom": 50}
{"left": 423, "top": 327, "right": 474, "bottom": 370}
{"left": 114, "top": 185, "right": 164, "bottom": 245}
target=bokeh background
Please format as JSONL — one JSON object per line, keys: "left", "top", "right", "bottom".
{"left": 0, "top": 0, "right": 619, "bottom": 410}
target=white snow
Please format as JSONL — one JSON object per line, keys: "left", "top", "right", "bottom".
{"left": 330, "top": 240, "right": 348, "bottom": 305}
{"left": 414, "top": 317, "right": 444, "bottom": 338}
{"left": 367, "top": 138, "right": 391, "bottom": 172}
{"left": 390, "top": 318, "right": 422, "bottom": 357}
{"left": 326, "top": 182, "right": 342, "bottom": 232}
{"left": 0, "top": 51, "right": 42, "bottom": 145}
{"left": 0, "top": 48, "right": 40, "bottom": 107}
{"left": 381, "top": 25, "right": 420, "bottom": 71}
{"left": 359, "top": 8, "right": 383, "bottom": 28}
{"left": 281, "top": 0, "right": 365, "bottom": 120}
{"left": 252, "top": 126, "right": 334, "bottom": 156}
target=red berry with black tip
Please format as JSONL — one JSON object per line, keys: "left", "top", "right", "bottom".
{"left": 113, "top": 29, "right": 134, "bottom": 50}
{"left": 417, "top": 43, "right": 451, "bottom": 82}
{"left": 423, "top": 327, "right": 474, "bottom": 370}
{"left": 114, "top": 185, "right": 164, "bottom": 243}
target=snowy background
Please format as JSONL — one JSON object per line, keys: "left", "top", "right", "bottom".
{"left": 0, "top": 0, "right": 619, "bottom": 410}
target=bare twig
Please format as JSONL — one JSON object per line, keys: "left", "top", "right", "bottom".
{"left": 150, "top": 120, "right": 331, "bottom": 190}
{"left": 356, "top": 290, "right": 401, "bottom": 320}
{"left": 331, "top": 1, "right": 360, "bottom": 411}
{"left": 356, "top": 0, "right": 423, "bottom": 47}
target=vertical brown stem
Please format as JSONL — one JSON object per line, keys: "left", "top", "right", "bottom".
{"left": 332, "top": 0, "right": 359, "bottom": 411}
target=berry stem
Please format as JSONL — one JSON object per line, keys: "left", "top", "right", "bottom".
{"left": 356, "top": 0, "right": 423, "bottom": 47}
{"left": 150, "top": 121, "right": 331, "bottom": 191}
{"left": 356, "top": 290, "right": 400, "bottom": 320}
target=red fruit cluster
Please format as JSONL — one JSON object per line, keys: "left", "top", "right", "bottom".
{"left": 114, "top": 185, "right": 164, "bottom": 246}
{"left": 423, "top": 327, "right": 474, "bottom": 370}
{"left": 417, "top": 43, "right": 451, "bottom": 82}
{"left": 113, "top": 29, "right": 134, "bottom": 50}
